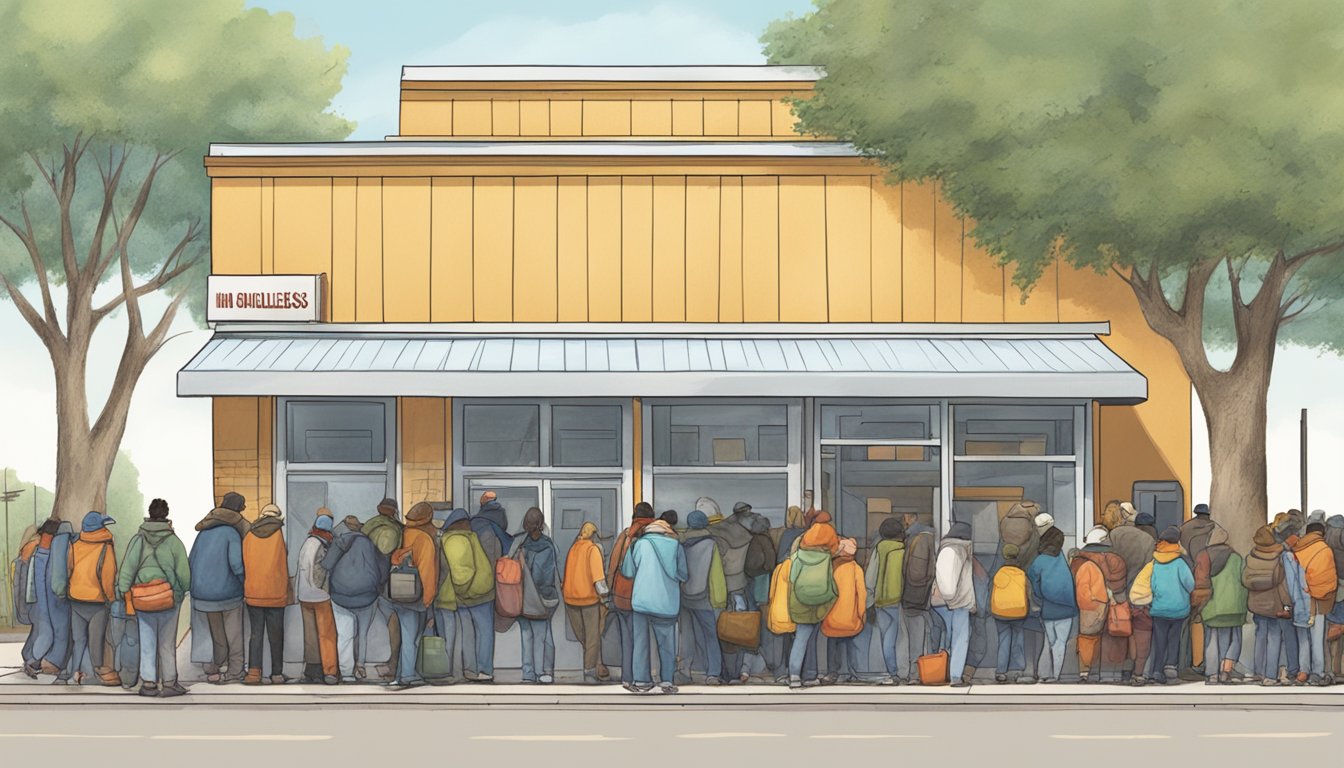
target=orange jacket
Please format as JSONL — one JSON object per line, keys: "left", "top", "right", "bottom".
{"left": 609, "top": 517, "right": 654, "bottom": 612}
{"left": 399, "top": 523, "right": 440, "bottom": 609}
{"left": 1293, "top": 532, "right": 1338, "bottom": 606}
{"left": 563, "top": 537, "right": 606, "bottom": 607}
{"left": 243, "top": 521, "right": 290, "bottom": 608}
{"left": 68, "top": 528, "right": 117, "bottom": 603}
{"left": 822, "top": 558, "right": 866, "bottom": 638}
{"left": 1071, "top": 555, "right": 1110, "bottom": 635}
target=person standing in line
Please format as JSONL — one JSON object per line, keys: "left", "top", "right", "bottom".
{"left": 776, "top": 505, "right": 808, "bottom": 563}
{"left": 297, "top": 509, "right": 339, "bottom": 685}
{"left": 1293, "top": 521, "right": 1338, "bottom": 685}
{"left": 510, "top": 507, "right": 561, "bottom": 684}
{"left": 1322, "top": 515, "right": 1344, "bottom": 683}
{"left": 13, "top": 525, "right": 41, "bottom": 678}
{"left": 1027, "top": 527, "right": 1076, "bottom": 683}
{"left": 242, "top": 504, "right": 289, "bottom": 685}
{"left": 933, "top": 521, "right": 976, "bottom": 687}
{"left": 1071, "top": 526, "right": 1127, "bottom": 683}
{"left": 621, "top": 518, "right": 687, "bottom": 694}
{"left": 1179, "top": 503, "right": 1222, "bottom": 677}
{"left": 997, "top": 501, "right": 1043, "bottom": 684}
{"left": 323, "top": 515, "right": 389, "bottom": 683}
{"left": 787, "top": 517, "right": 839, "bottom": 689}
{"left": 821, "top": 537, "right": 866, "bottom": 684}
{"left": 1110, "top": 507, "right": 1157, "bottom": 683}
{"left": 563, "top": 521, "right": 611, "bottom": 684}
{"left": 608, "top": 502, "right": 658, "bottom": 686}
{"left": 990, "top": 544, "right": 1030, "bottom": 683}
{"left": 62, "top": 511, "right": 120, "bottom": 686}
{"left": 1243, "top": 524, "right": 1292, "bottom": 686}
{"left": 1274, "top": 514, "right": 1311, "bottom": 685}
{"left": 678, "top": 509, "right": 727, "bottom": 685}
{"left": 1146, "top": 526, "right": 1194, "bottom": 685}
{"left": 1191, "top": 527, "right": 1248, "bottom": 684}
{"left": 384, "top": 502, "right": 439, "bottom": 689}
{"left": 116, "top": 499, "right": 191, "bottom": 698}
{"left": 901, "top": 521, "right": 938, "bottom": 683}
{"left": 711, "top": 501, "right": 757, "bottom": 684}
{"left": 189, "top": 492, "right": 249, "bottom": 684}
{"left": 866, "top": 517, "right": 906, "bottom": 685}
{"left": 439, "top": 508, "right": 497, "bottom": 683}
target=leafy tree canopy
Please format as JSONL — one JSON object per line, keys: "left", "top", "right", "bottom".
{"left": 764, "top": 0, "right": 1344, "bottom": 352}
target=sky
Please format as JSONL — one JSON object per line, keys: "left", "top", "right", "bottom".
{"left": 1, "top": 0, "right": 1341, "bottom": 539}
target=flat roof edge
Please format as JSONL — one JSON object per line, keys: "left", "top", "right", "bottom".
{"left": 206, "top": 141, "right": 860, "bottom": 159}
{"left": 399, "top": 65, "right": 825, "bottom": 83}
{"left": 205, "top": 321, "right": 1114, "bottom": 338}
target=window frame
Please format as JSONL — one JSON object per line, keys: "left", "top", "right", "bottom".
{"left": 273, "top": 396, "right": 398, "bottom": 518}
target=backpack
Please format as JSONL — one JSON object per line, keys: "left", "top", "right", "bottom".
{"left": 789, "top": 549, "right": 838, "bottom": 607}
{"left": 681, "top": 537, "right": 717, "bottom": 602}
{"left": 874, "top": 544, "right": 905, "bottom": 608}
{"left": 990, "top": 565, "right": 1029, "bottom": 620}
{"left": 1039, "top": 556, "right": 1076, "bottom": 606}
{"left": 494, "top": 556, "right": 524, "bottom": 619}
{"left": 388, "top": 547, "right": 423, "bottom": 604}
{"left": 902, "top": 531, "right": 937, "bottom": 609}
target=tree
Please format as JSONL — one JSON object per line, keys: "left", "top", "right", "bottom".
{"left": 764, "top": 0, "right": 1344, "bottom": 548}
{"left": 0, "top": 0, "right": 353, "bottom": 520}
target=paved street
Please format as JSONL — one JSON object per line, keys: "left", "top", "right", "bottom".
{"left": 0, "top": 705, "right": 1339, "bottom": 766}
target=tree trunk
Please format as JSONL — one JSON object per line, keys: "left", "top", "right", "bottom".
{"left": 1195, "top": 367, "right": 1271, "bottom": 552}
{"left": 50, "top": 340, "right": 120, "bottom": 521}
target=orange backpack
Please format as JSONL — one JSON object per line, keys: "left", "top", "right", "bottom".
{"left": 494, "top": 556, "right": 524, "bottom": 618}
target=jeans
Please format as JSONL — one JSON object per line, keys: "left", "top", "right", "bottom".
{"left": 614, "top": 608, "right": 635, "bottom": 683}
{"left": 332, "top": 602, "right": 380, "bottom": 677}
{"left": 1252, "top": 615, "right": 1283, "bottom": 679}
{"left": 682, "top": 608, "right": 722, "bottom": 679}
{"left": 995, "top": 618, "right": 1025, "bottom": 675}
{"left": 934, "top": 606, "right": 971, "bottom": 682}
{"left": 519, "top": 617, "right": 555, "bottom": 681}
{"left": 137, "top": 605, "right": 179, "bottom": 684}
{"left": 1305, "top": 614, "right": 1327, "bottom": 677}
{"left": 246, "top": 605, "right": 285, "bottom": 676}
{"left": 70, "top": 601, "right": 110, "bottom": 672}
{"left": 565, "top": 604, "right": 601, "bottom": 674}
{"left": 462, "top": 601, "right": 496, "bottom": 677}
{"left": 1040, "top": 617, "right": 1073, "bottom": 680}
{"left": 904, "top": 608, "right": 932, "bottom": 679}
{"left": 826, "top": 634, "right": 862, "bottom": 679}
{"left": 789, "top": 622, "right": 821, "bottom": 681}
{"left": 430, "top": 607, "right": 459, "bottom": 679}
{"left": 392, "top": 605, "right": 426, "bottom": 683}
{"left": 632, "top": 612, "right": 677, "bottom": 685}
{"left": 875, "top": 605, "right": 903, "bottom": 678}
{"left": 1204, "top": 625, "right": 1243, "bottom": 673}
{"left": 203, "top": 606, "right": 245, "bottom": 679}
{"left": 782, "top": 628, "right": 819, "bottom": 681}
{"left": 1152, "top": 616, "right": 1184, "bottom": 677}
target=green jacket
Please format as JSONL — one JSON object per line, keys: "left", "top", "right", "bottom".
{"left": 869, "top": 540, "right": 906, "bottom": 608}
{"left": 362, "top": 514, "right": 403, "bottom": 557}
{"left": 438, "top": 529, "right": 495, "bottom": 609}
{"left": 1202, "top": 551, "right": 1249, "bottom": 628}
{"left": 115, "top": 520, "right": 191, "bottom": 605}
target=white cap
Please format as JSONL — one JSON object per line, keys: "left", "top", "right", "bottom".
{"left": 1034, "top": 512, "right": 1055, "bottom": 533}
{"left": 1083, "top": 526, "right": 1110, "bottom": 546}
{"left": 1119, "top": 501, "right": 1138, "bottom": 522}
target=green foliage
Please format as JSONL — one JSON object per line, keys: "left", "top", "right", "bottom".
{"left": 1, "top": 453, "right": 145, "bottom": 564}
{"left": 0, "top": 0, "right": 354, "bottom": 321}
{"left": 764, "top": 0, "right": 1344, "bottom": 352}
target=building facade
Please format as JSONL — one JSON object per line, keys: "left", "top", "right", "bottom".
{"left": 181, "top": 65, "right": 1191, "bottom": 666}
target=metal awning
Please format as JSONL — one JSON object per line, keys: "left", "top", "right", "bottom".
{"left": 177, "top": 322, "right": 1147, "bottom": 403}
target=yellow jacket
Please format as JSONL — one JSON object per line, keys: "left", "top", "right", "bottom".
{"left": 822, "top": 558, "right": 867, "bottom": 638}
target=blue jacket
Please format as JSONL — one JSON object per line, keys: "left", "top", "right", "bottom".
{"left": 1150, "top": 554, "right": 1195, "bottom": 620}
{"left": 189, "top": 512, "right": 246, "bottom": 608}
{"left": 1028, "top": 551, "right": 1077, "bottom": 620}
{"left": 621, "top": 530, "right": 687, "bottom": 619}
{"left": 323, "top": 529, "right": 389, "bottom": 609}
{"left": 1282, "top": 550, "right": 1312, "bottom": 628}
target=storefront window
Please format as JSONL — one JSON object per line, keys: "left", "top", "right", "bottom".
{"left": 821, "top": 404, "right": 939, "bottom": 441}
{"left": 954, "top": 404, "right": 1074, "bottom": 456}
{"left": 551, "top": 405, "right": 622, "bottom": 467}
{"left": 952, "top": 461, "right": 1078, "bottom": 555}
{"left": 821, "top": 444, "right": 941, "bottom": 556}
{"left": 651, "top": 403, "right": 789, "bottom": 467}
{"left": 651, "top": 473, "right": 789, "bottom": 526}
{"left": 286, "top": 400, "right": 387, "bottom": 464}
{"left": 462, "top": 404, "right": 541, "bottom": 466}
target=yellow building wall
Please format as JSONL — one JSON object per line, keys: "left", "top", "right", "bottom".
{"left": 212, "top": 397, "right": 273, "bottom": 514}
{"left": 399, "top": 397, "right": 451, "bottom": 506}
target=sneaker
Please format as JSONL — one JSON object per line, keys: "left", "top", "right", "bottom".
{"left": 788, "top": 676, "right": 803, "bottom": 689}
{"left": 521, "top": 677, "right": 539, "bottom": 684}
{"left": 994, "top": 674, "right": 1008, "bottom": 683}
{"left": 158, "top": 682, "right": 188, "bottom": 698}
{"left": 341, "top": 676, "right": 358, "bottom": 684}
{"left": 539, "top": 675, "right": 554, "bottom": 685}
{"left": 624, "top": 682, "right": 653, "bottom": 694}
{"left": 1040, "top": 677, "right": 1059, "bottom": 685}
{"left": 658, "top": 682, "right": 679, "bottom": 694}
{"left": 1129, "top": 676, "right": 1147, "bottom": 687}
{"left": 323, "top": 675, "right": 340, "bottom": 686}
{"left": 1260, "top": 678, "right": 1279, "bottom": 687}
{"left": 469, "top": 673, "right": 495, "bottom": 684}
{"left": 951, "top": 678, "right": 971, "bottom": 688}
{"left": 876, "top": 676, "right": 898, "bottom": 686}
{"left": 22, "top": 663, "right": 39, "bottom": 679}
{"left": 354, "top": 666, "right": 367, "bottom": 681}
{"left": 1308, "top": 675, "right": 1328, "bottom": 687}
{"left": 705, "top": 676, "right": 724, "bottom": 686}
{"left": 138, "top": 683, "right": 159, "bottom": 698}
{"left": 801, "top": 678, "right": 821, "bottom": 688}
{"left": 1017, "top": 675, "right": 1037, "bottom": 685}
{"left": 1204, "top": 676, "right": 1220, "bottom": 685}
{"left": 818, "top": 674, "right": 838, "bottom": 686}
{"left": 270, "top": 675, "right": 290, "bottom": 685}
{"left": 97, "top": 668, "right": 122, "bottom": 687}
{"left": 205, "top": 673, "right": 223, "bottom": 684}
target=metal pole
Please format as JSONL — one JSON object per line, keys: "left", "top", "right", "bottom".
{"left": 1301, "top": 408, "right": 1309, "bottom": 514}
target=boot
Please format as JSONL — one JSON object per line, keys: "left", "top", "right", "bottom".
{"left": 243, "top": 668, "right": 263, "bottom": 686}
{"left": 39, "top": 660, "right": 61, "bottom": 676}
{"left": 96, "top": 668, "right": 121, "bottom": 687}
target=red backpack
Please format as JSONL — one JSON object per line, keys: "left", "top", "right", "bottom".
{"left": 494, "top": 557, "right": 523, "bottom": 619}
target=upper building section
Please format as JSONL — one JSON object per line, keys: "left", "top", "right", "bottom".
{"left": 397, "top": 65, "right": 821, "bottom": 140}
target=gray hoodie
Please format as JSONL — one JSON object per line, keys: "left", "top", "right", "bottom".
{"left": 934, "top": 538, "right": 976, "bottom": 611}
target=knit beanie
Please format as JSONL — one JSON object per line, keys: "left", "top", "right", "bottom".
{"left": 220, "top": 492, "right": 246, "bottom": 513}
{"left": 1003, "top": 543, "right": 1020, "bottom": 561}
{"left": 1253, "top": 525, "right": 1277, "bottom": 547}
{"left": 688, "top": 510, "right": 709, "bottom": 530}
{"left": 1159, "top": 526, "right": 1181, "bottom": 543}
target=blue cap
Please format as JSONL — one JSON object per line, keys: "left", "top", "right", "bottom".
{"left": 81, "top": 511, "right": 114, "bottom": 532}
{"left": 444, "top": 507, "right": 470, "bottom": 528}
{"left": 314, "top": 515, "right": 334, "bottom": 532}
{"left": 688, "top": 510, "right": 708, "bottom": 529}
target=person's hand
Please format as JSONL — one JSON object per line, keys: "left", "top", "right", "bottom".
{"left": 426, "top": 613, "right": 435, "bottom": 630}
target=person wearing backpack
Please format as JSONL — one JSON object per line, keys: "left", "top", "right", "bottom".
{"left": 34, "top": 519, "right": 75, "bottom": 683}
{"left": 990, "top": 544, "right": 1030, "bottom": 683}
{"left": 712, "top": 501, "right": 758, "bottom": 684}
{"left": 1293, "top": 521, "right": 1337, "bottom": 685}
{"left": 242, "top": 504, "right": 289, "bottom": 685}
{"left": 13, "top": 525, "right": 40, "bottom": 678}
{"left": 115, "top": 498, "right": 191, "bottom": 698}
{"left": 787, "top": 519, "right": 839, "bottom": 688}
{"left": 1070, "top": 526, "right": 1127, "bottom": 683}
{"left": 1244, "top": 524, "right": 1292, "bottom": 686}
{"left": 865, "top": 517, "right": 906, "bottom": 685}
{"left": 507, "top": 507, "right": 562, "bottom": 684}
{"left": 298, "top": 510, "right": 339, "bottom": 685}
{"left": 439, "top": 507, "right": 497, "bottom": 683}
{"left": 933, "top": 522, "right": 975, "bottom": 687}
{"left": 1147, "top": 526, "right": 1195, "bottom": 684}
{"left": 621, "top": 518, "right": 688, "bottom": 693}
{"left": 189, "top": 492, "right": 249, "bottom": 684}
{"left": 1027, "top": 527, "right": 1075, "bottom": 683}
{"left": 900, "top": 524, "right": 939, "bottom": 683}
{"left": 362, "top": 497, "right": 404, "bottom": 680}
{"left": 821, "top": 538, "right": 866, "bottom": 684}
{"left": 564, "top": 521, "right": 610, "bottom": 683}
{"left": 608, "top": 502, "right": 658, "bottom": 686}
{"left": 678, "top": 509, "right": 727, "bottom": 684}
{"left": 63, "top": 511, "right": 120, "bottom": 687}
{"left": 382, "top": 502, "right": 440, "bottom": 689}
{"left": 1110, "top": 508, "right": 1156, "bottom": 683}
{"left": 324, "top": 515, "right": 389, "bottom": 683}
{"left": 998, "top": 501, "right": 1044, "bottom": 685}
{"left": 1192, "top": 527, "right": 1248, "bottom": 684}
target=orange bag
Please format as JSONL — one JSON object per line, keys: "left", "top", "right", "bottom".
{"left": 494, "top": 557, "right": 524, "bottom": 619}
{"left": 917, "top": 650, "right": 950, "bottom": 686}
{"left": 130, "top": 578, "right": 174, "bottom": 613}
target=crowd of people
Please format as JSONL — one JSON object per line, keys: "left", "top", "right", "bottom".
{"left": 9, "top": 490, "right": 1344, "bottom": 695}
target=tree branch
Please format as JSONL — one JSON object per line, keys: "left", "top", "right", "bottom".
{"left": 1286, "top": 239, "right": 1344, "bottom": 267}
{"left": 0, "top": 198, "right": 61, "bottom": 333}
{"left": 84, "top": 143, "right": 130, "bottom": 283}
{"left": 90, "top": 151, "right": 175, "bottom": 282}
{"left": 0, "top": 270, "right": 58, "bottom": 349}
{"left": 92, "top": 219, "right": 202, "bottom": 322}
